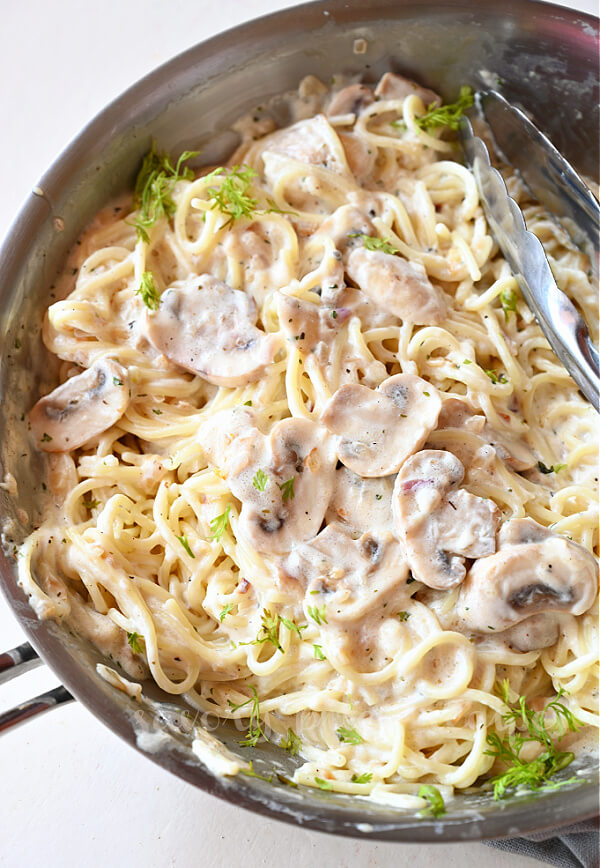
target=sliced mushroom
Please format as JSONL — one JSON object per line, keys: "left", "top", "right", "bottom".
{"left": 144, "top": 274, "right": 281, "bottom": 387}
{"left": 280, "top": 523, "right": 409, "bottom": 621}
{"left": 29, "top": 358, "right": 130, "bottom": 453}
{"left": 437, "top": 398, "right": 536, "bottom": 472}
{"left": 321, "top": 284, "right": 399, "bottom": 329}
{"left": 326, "top": 84, "right": 375, "bottom": 117}
{"left": 374, "top": 73, "right": 441, "bottom": 108}
{"left": 392, "top": 449, "right": 501, "bottom": 589}
{"left": 500, "top": 614, "right": 560, "bottom": 652}
{"left": 325, "top": 466, "right": 394, "bottom": 534}
{"left": 199, "top": 409, "right": 336, "bottom": 554}
{"left": 345, "top": 247, "right": 447, "bottom": 324}
{"left": 456, "top": 519, "right": 598, "bottom": 634}
{"left": 262, "top": 114, "right": 351, "bottom": 176}
{"left": 276, "top": 292, "right": 342, "bottom": 355}
{"left": 321, "top": 374, "right": 442, "bottom": 477}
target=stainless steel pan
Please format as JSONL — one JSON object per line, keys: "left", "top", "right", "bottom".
{"left": 0, "top": 0, "right": 598, "bottom": 842}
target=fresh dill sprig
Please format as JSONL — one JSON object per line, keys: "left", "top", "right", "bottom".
{"left": 350, "top": 233, "right": 399, "bottom": 255}
{"left": 336, "top": 726, "right": 363, "bottom": 745}
{"left": 228, "top": 686, "right": 268, "bottom": 748}
{"left": 351, "top": 772, "right": 373, "bottom": 784}
{"left": 314, "top": 777, "right": 333, "bottom": 791}
{"left": 240, "top": 761, "right": 273, "bottom": 783}
{"left": 133, "top": 142, "right": 198, "bottom": 242}
{"left": 127, "top": 631, "right": 144, "bottom": 654}
{"left": 205, "top": 164, "right": 258, "bottom": 225}
{"left": 484, "top": 682, "right": 583, "bottom": 800}
{"left": 313, "top": 644, "right": 326, "bottom": 661}
{"left": 500, "top": 286, "right": 518, "bottom": 321}
{"left": 219, "top": 603, "right": 234, "bottom": 623}
{"left": 413, "top": 86, "right": 474, "bottom": 133}
{"left": 418, "top": 785, "right": 446, "bottom": 817}
{"left": 209, "top": 505, "right": 231, "bottom": 542}
{"left": 278, "top": 476, "right": 295, "bottom": 503}
{"left": 137, "top": 271, "right": 161, "bottom": 310}
{"left": 281, "top": 727, "right": 302, "bottom": 756}
{"left": 484, "top": 368, "right": 508, "bottom": 385}
{"left": 307, "top": 604, "right": 328, "bottom": 626}
{"left": 175, "top": 533, "right": 195, "bottom": 558}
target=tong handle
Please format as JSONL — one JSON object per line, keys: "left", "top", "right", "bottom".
{"left": 0, "top": 641, "right": 75, "bottom": 733}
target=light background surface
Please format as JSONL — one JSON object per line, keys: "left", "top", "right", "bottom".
{"left": 0, "top": 2, "right": 596, "bottom": 866}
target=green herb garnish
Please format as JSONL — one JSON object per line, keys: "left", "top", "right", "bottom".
{"left": 314, "top": 777, "right": 333, "bottom": 791}
{"left": 82, "top": 498, "right": 100, "bottom": 510}
{"left": 484, "top": 681, "right": 583, "bottom": 800}
{"left": 418, "top": 784, "right": 446, "bottom": 817}
{"left": 351, "top": 772, "right": 373, "bottom": 784}
{"left": 240, "top": 761, "right": 273, "bottom": 782}
{"left": 336, "top": 726, "right": 363, "bottom": 745}
{"left": 175, "top": 533, "right": 195, "bottom": 558}
{"left": 500, "top": 286, "right": 518, "bottom": 321}
{"left": 228, "top": 686, "right": 267, "bottom": 748}
{"left": 205, "top": 164, "right": 258, "bottom": 225}
{"left": 112, "top": 376, "right": 124, "bottom": 386}
{"left": 413, "top": 86, "right": 474, "bottom": 133}
{"left": 484, "top": 368, "right": 508, "bottom": 385}
{"left": 537, "top": 461, "right": 568, "bottom": 475}
{"left": 278, "top": 476, "right": 295, "bottom": 503}
{"left": 307, "top": 604, "right": 328, "bottom": 626}
{"left": 281, "top": 727, "right": 301, "bottom": 756}
{"left": 137, "top": 271, "right": 161, "bottom": 310}
{"left": 252, "top": 469, "right": 269, "bottom": 492}
{"left": 350, "top": 233, "right": 399, "bottom": 255}
{"left": 313, "top": 644, "right": 326, "bottom": 661}
{"left": 219, "top": 603, "right": 234, "bottom": 622}
{"left": 133, "top": 142, "right": 198, "bottom": 242}
{"left": 396, "top": 611, "right": 411, "bottom": 621}
{"left": 127, "top": 631, "right": 144, "bottom": 654}
{"left": 209, "top": 505, "right": 231, "bottom": 542}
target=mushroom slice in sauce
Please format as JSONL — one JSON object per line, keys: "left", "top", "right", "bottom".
{"left": 326, "top": 84, "right": 375, "bottom": 117}
{"left": 374, "top": 73, "right": 441, "bottom": 108}
{"left": 276, "top": 292, "right": 342, "bottom": 354}
{"left": 456, "top": 518, "right": 598, "bottom": 633}
{"left": 392, "top": 449, "right": 501, "bottom": 589}
{"left": 29, "top": 358, "right": 130, "bottom": 453}
{"left": 345, "top": 247, "right": 447, "bottom": 324}
{"left": 281, "top": 523, "right": 409, "bottom": 622}
{"left": 144, "top": 274, "right": 281, "bottom": 387}
{"left": 321, "top": 374, "right": 442, "bottom": 477}
{"left": 437, "top": 397, "right": 536, "bottom": 472}
{"left": 325, "top": 466, "right": 394, "bottom": 534}
{"left": 262, "top": 114, "right": 351, "bottom": 176}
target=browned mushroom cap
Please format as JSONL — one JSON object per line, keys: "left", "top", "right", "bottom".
{"left": 392, "top": 449, "right": 501, "bottom": 589}
{"left": 437, "top": 398, "right": 536, "bottom": 472}
{"left": 456, "top": 519, "right": 598, "bottom": 633}
{"left": 345, "top": 247, "right": 447, "bottom": 324}
{"left": 144, "top": 275, "right": 281, "bottom": 387}
{"left": 374, "top": 73, "right": 441, "bottom": 108}
{"left": 326, "top": 84, "right": 375, "bottom": 117}
{"left": 280, "top": 523, "right": 409, "bottom": 622}
{"left": 29, "top": 359, "right": 130, "bottom": 453}
{"left": 321, "top": 374, "right": 442, "bottom": 477}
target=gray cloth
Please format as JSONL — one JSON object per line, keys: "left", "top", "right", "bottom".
{"left": 486, "top": 818, "right": 599, "bottom": 867}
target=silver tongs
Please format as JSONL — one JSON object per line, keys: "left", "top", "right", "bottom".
{"left": 459, "top": 90, "right": 600, "bottom": 411}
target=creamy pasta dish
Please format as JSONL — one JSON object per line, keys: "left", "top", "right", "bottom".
{"left": 18, "top": 73, "right": 599, "bottom": 812}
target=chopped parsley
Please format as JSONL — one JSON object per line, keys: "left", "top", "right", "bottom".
{"left": 336, "top": 726, "right": 363, "bottom": 745}
{"left": 41, "top": 432, "right": 52, "bottom": 443}
{"left": 209, "top": 505, "right": 231, "bottom": 542}
{"left": 252, "top": 469, "right": 269, "bottom": 491}
{"left": 137, "top": 270, "right": 161, "bottom": 310}
{"left": 219, "top": 603, "right": 234, "bottom": 622}
{"left": 133, "top": 142, "right": 198, "bottom": 242}
{"left": 278, "top": 476, "right": 295, "bottom": 503}
{"left": 351, "top": 772, "right": 373, "bottom": 784}
{"left": 112, "top": 376, "right": 124, "bottom": 386}
{"left": 413, "top": 86, "right": 474, "bottom": 133}
{"left": 228, "top": 686, "right": 267, "bottom": 748}
{"left": 484, "top": 368, "right": 508, "bottom": 384}
{"left": 175, "top": 533, "right": 195, "bottom": 558}
{"left": 537, "top": 461, "right": 568, "bottom": 474}
{"left": 281, "top": 727, "right": 302, "bottom": 756}
{"left": 205, "top": 164, "right": 258, "bottom": 225}
{"left": 418, "top": 784, "right": 446, "bottom": 817}
{"left": 82, "top": 498, "right": 100, "bottom": 510}
{"left": 396, "top": 611, "right": 411, "bottom": 621}
{"left": 484, "top": 681, "right": 583, "bottom": 799}
{"left": 127, "top": 631, "right": 144, "bottom": 654}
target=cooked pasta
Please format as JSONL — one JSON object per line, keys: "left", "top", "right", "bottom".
{"left": 18, "top": 73, "right": 599, "bottom": 810}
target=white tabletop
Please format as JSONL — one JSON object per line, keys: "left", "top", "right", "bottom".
{"left": 0, "top": 2, "right": 595, "bottom": 866}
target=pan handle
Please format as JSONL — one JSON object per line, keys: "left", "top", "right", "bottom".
{"left": 0, "top": 642, "right": 75, "bottom": 733}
